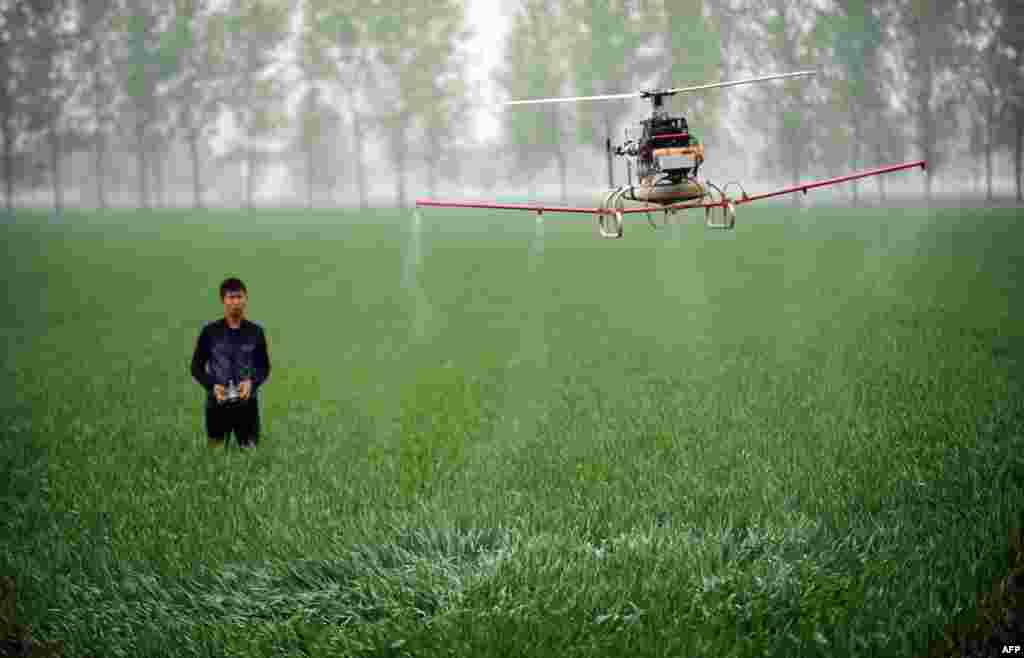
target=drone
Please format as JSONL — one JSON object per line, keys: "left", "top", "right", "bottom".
{"left": 416, "top": 70, "right": 926, "bottom": 238}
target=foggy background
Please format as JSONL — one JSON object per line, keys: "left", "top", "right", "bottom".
{"left": 1, "top": 0, "right": 1021, "bottom": 212}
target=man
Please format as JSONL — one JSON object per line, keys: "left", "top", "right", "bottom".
{"left": 190, "top": 277, "right": 271, "bottom": 448}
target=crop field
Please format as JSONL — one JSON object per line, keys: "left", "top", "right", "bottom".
{"left": 2, "top": 203, "right": 1024, "bottom": 657}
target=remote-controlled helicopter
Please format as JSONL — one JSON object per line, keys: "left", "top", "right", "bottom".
{"left": 416, "top": 70, "right": 926, "bottom": 239}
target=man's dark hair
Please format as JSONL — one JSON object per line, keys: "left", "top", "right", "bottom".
{"left": 220, "top": 277, "right": 247, "bottom": 299}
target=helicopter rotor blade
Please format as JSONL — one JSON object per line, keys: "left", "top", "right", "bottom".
{"left": 661, "top": 70, "right": 816, "bottom": 95}
{"left": 503, "top": 71, "right": 816, "bottom": 107}
{"left": 504, "top": 91, "right": 641, "bottom": 106}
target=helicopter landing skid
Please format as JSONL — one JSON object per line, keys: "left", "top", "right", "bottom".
{"left": 702, "top": 181, "right": 737, "bottom": 230}
{"left": 597, "top": 187, "right": 627, "bottom": 238}
{"left": 597, "top": 181, "right": 737, "bottom": 238}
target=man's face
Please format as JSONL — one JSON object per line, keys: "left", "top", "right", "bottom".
{"left": 222, "top": 290, "right": 247, "bottom": 320}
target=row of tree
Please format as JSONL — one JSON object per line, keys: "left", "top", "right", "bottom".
{"left": 0, "top": 0, "right": 472, "bottom": 212}
{"left": 1, "top": 1, "right": 1022, "bottom": 212}
{"left": 499, "top": 0, "right": 1024, "bottom": 203}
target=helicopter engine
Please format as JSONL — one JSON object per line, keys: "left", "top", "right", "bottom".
{"left": 637, "top": 116, "right": 703, "bottom": 179}
{"left": 609, "top": 113, "right": 708, "bottom": 207}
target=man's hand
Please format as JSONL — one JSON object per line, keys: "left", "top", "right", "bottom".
{"left": 213, "top": 384, "right": 226, "bottom": 403}
{"left": 239, "top": 379, "right": 252, "bottom": 401}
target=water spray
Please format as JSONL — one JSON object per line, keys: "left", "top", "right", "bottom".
{"left": 403, "top": 208, "right": 433, "bottom": 343}
{"left": 529, "top": 212, "right": 545, "bottom": 272}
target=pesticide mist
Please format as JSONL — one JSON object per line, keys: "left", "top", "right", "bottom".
{"left": 499, "top": 211, "right": 551, "bottom": 444}
{"left": 403, "top": 209, "right": 434, "bottom": 343}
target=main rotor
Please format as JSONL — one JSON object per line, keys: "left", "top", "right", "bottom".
{"left": 640, "top": 90, "right": 677, "bottom": 117}
{"left": 504, "top": 70, "right": 817, "bottom": 117}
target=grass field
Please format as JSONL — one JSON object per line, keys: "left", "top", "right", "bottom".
{"left": 2, "top": 203, "right": 1023, "bottom": 657}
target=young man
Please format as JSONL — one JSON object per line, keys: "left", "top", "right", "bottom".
{"left": 190, "top": 277, "right": 272, "bottom": 448}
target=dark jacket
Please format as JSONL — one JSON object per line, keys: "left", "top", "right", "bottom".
{"left": 191, "top": 318, "right": 271, "bottom": 408}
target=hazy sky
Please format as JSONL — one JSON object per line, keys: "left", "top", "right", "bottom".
{"left": 465, "top": 0, "right": 510, "bottom": 142}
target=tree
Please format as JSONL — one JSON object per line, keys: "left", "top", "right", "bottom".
{"left": 893, "top": 0, "right": 959, "bottom": 201}
{"left": 220, "top": 0, "right": 289, "bottom": 209}
{"left": 292, "top": 6, "right": 353, "bottom": 209}
{"left": 737, "top": 1, "right": 820, "bottom": 200}
{"left": 305, "top": 0, "right": 380, "bottom": 209}
{"left": 288, "top": 83, "right": 345, "bottom": 208}
{"left": 415, "top": 7, "right": 472, "bottom": 201}
{"left": 370, "top": 8, "right": 416, "bottom": 208}
{"left": 649, "top": 1, "right": 724, "bottom": 143}
{"left": 301, "top": 86, "right": 324, "bottom": 210}
{"left": 112, "top": 1, "right": 182, "bottom": 209}
{"left": 419, "top": 73, "right": 473, "bottom": 199}
{"left": 0, "top": 4, "right": 38, "bottom": 213}
{"left": 498, "top": 0, "right": 571, "bottom": 200}
{"left": 814, "top": 0, "right": 892, "bottom": 204}
{"left": 565, "top": 1, "right": 647, "bottom": 156}
{"left": 995, "top": 0, "right": 1024, "bottom": 201}
{"left": 70, "top": 0, "right": 121, "bottom": 209}
{"left": 368, "top": 2, "right": 470, "bottom": 208}
{"left": 961, "top": 6, "right": 1015, "bottom": 202}
{"left": 6, "top": 0, "right": 91, "bottom": 214}
{"left": 165, "top": 0, "right": 231, "bottom": 209}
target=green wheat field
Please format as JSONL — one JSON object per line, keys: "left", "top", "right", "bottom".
{"left": 2, "top": 203, "right": 1023, "bottom": 657}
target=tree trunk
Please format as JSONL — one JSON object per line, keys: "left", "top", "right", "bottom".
{"left": 789, "top": 120, "right": 801, "bottom": 208}
{"left": 2, "top": 117, "right": 13, "bottom": 214}
{"left": 555, "top": 147, "right": 567, "bottom": 204}
{"left": 851, "top": 116, "right": 861, "bottom": 206}
{"left": 93, "top": 89, "right": 107, "bottom": 208}
{"left": 973, "top": 149, "right": 980, "bottom": 195}
{"left": 393, "top": 116, "right": 408, "bottom": 209}
{"left": 161, "top": 143, "right": 169, "bottom": 207}
{"left": 94, "top": 127, "right": 107, "bottom": 209}
{"left": 426, "top": 135, "right": 439, "bottom": 199}
{"left": 188, "top": 132, "right": 202, "bottom": 209}
{"left": 136, "top": 112, "right": 149, "bottom": 209}
{"left": 353, "top": 112, "right": 367, "bottom": 209}
{"left": 1016, "top": 108, "right": 1022, "bottom": 203}
{"left": 327, "top": 164, "right": 335, "bottom": 207}
{"left": 93, "top": 72, "right": 107, "bottom": 210}
{"left": 604, "top": 114, "right": 613, "bottom": 188}
{"left": 916, "top": 53, "right": 935, "bottom": 203}
{"left": 395, "top": 146, "right": 406, "bottom": 209}
{"left": 151, "top": 141, "right": 164, "bottom": 208}
{"left": 849, "top": 147, "right": 859, "bottom": 206}
{"left": 874, "top": 141, "right": 887, "bottom": 202}
{"left": 306, "top": 140, "right": 314, "bottom": 209}
{"left": 245, "top": 148, "right": 254, "bottom": 209}
{"left": 49, "top": 118, "right": 63, "bottom": 214}
{"left": 330, "top": 119, "right": 344, "bottom": 206}
{"left": 982, "top": 94, "right": 996, "bottom": 202}
{"left": 985, "top": 118, "right": 993, "bottom": 202}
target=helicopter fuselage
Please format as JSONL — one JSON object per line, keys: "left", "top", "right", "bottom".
{"left": 614, "top": 114, "right": 707, "bottom": 205}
